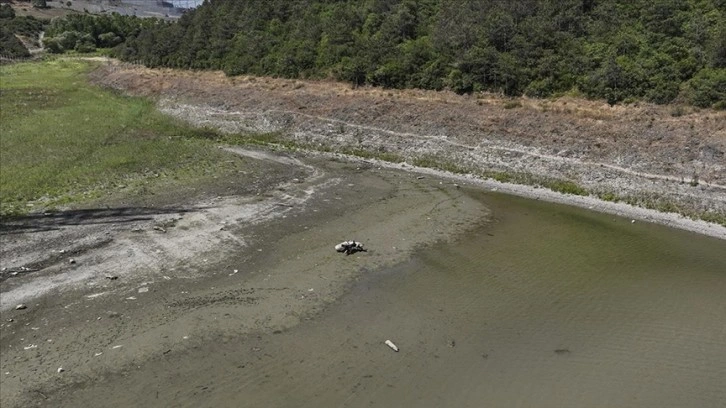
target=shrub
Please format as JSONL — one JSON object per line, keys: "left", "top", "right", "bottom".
{"left": 98, "top": 32, "right": 122, "bottom": 48}
{"left": 682, "top": 68, "right": 726, "bottom": 108}
{"left": 43, "top": 36, "right": 65, "bottom": 53}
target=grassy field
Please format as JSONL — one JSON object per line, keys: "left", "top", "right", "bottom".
{"left": 0, "top": 59, "right": 245, "bottom": 216}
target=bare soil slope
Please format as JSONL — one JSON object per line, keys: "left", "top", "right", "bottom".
{"left": 90, "top": 62, "right": 726, "bottom": 221}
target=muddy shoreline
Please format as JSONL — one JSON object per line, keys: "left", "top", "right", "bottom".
{"left": 0, "top": 152, "right": 489, "bottom": 407}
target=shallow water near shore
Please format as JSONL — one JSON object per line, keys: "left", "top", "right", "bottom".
{"left": 59, "top": 192, "right": 726, "bottom": 408}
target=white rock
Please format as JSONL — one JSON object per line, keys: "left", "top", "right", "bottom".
{"left": 385, "top": 339, "right": 399, "bottom": 352}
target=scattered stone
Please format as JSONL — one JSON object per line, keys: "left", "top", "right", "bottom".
{"left": 107, "top": 311, "right": 122, "bottom": 319}
{"left": 105, "top": 275, "right": 119, "bottom": 280}
{"left": 153, "top": 226, "right": 167, "bottom": 233}
{"left": 112, "top": 345, "right": 123, "bottom": 349}
{"left": 58, "top": 249, "right": 66, "bottom": 254}
{"left": 448, "top": 340, "right": 456, "bottom": 348}
{"left": 57, "top": 367, "right": 65, "bottom": 373}
{"left": 631, "top": 219, "right": 636, "bottom": 223}
{"left": 554, "top": 349, "right": 570, "bottom": 355}
{"left": 416, "top": 176, "right": 425, "bottom": 179}
{"left": 125, "top": 296, "right": 137, "bottom": 300}
{"left": 7, "top": 318, "right": 13, "bottom": 322}
{"left": 15, "top": 304, "right": 27, "bottom": 310}
{"left": 24, "top": 344, "right": 37, "bottom": 350}
{"left": 138, "top": 287, "right": 149, "bottom": 293}
{"left": 69, "top": 259, "right": 76, "bottom": 264}
{"left": 385, "top": 339, "right": 399, "bottom": 352}
{"left": 94, "top": 352, "right": 103, "bottom": 357}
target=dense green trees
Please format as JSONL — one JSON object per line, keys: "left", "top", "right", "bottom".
{"left": 112, "top": 0, "right": 724, "bottom": 107}
{"left": 44, "top": 13, "right": 164, "bottom": 54}
{"left": 10, "top": 0, "right": 722, "bottom": 108}
{"left": 0, "top": 5, "right": 45, "bottom": 58}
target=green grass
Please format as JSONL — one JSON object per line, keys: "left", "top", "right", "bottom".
{"left": 0, "top": 59, "right": 243, "bottom": 215}
{"left": 412, "top": 154, "right": 469, "bottom": 174}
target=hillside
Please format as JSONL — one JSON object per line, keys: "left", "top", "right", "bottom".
{"left": 114, "top": 0, "right": 726, "bottom": 108}
{"left": 91, "top": 61, "right": 726, "bottom": 225}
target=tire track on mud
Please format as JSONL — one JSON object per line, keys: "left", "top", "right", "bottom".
{"left": 0, "top": 147, "right": 335, "bottom": 311}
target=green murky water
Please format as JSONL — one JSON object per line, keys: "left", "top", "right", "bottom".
{"left": 226, "top": 193, "right": 726, "bottom": 407}
{"left": 59, "top": 192, "right": 726, "bottom": 408}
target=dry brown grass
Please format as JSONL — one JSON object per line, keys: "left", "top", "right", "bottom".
{"left": 91, "top": 61, "right": 726, "bottom": 189}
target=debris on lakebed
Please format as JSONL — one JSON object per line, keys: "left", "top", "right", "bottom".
{"left": 385, "top": 339, "right": 399, "bottom": 352}
{"left": 334, "top": 240, "right": 367, "bottom": 255}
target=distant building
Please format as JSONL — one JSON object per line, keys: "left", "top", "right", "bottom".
{"left": 160, "top": 0, "right": 203, "bottom": 9}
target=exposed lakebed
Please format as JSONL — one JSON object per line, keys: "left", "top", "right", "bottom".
{"left": 54, "top": 191, "right": 726, "bottom": 408}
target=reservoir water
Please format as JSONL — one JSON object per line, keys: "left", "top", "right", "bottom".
{"left": 228, "top": 193, "right": 726, "bottom": 407}
{"left": 59, "top": 191, "right": 726, "bottom": 407}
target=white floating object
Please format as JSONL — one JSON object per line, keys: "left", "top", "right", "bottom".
{"left": 385, "top": 339, "right": 399, "bottom": 352}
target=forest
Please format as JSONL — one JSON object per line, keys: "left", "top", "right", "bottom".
{"left": 5, "top": 0, "right": 726, "bottom": 107}
{"left": 114, "top": 0, "right": 726, "bottom": 108}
